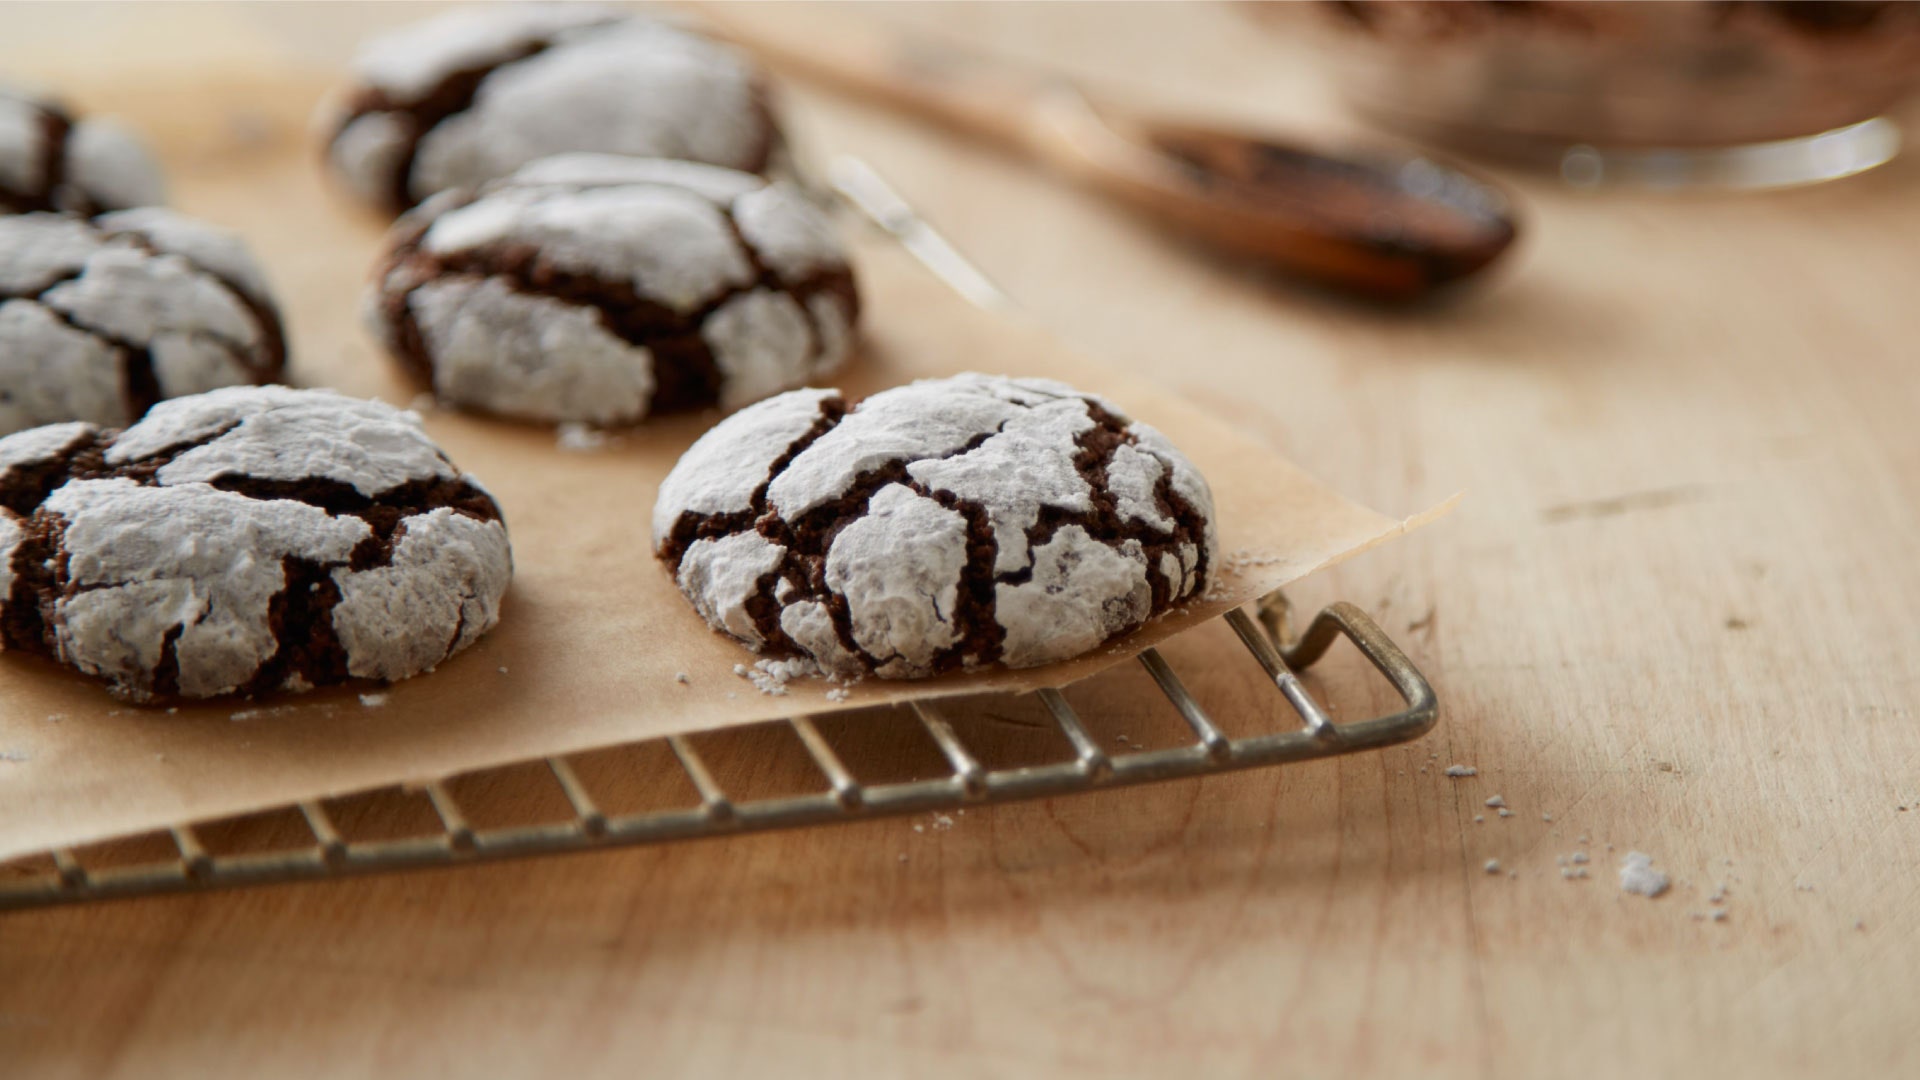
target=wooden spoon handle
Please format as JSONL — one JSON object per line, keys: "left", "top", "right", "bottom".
{"left": 697, "top": 5, "right": 1061, "bottom": 157}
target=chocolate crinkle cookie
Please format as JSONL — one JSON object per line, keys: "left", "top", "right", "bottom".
{"left": 0, "top": 208, "right": 287, "bottom": 437}
{"left": 321, "top": 4, "right": 780, "bottom": 214}
{"left": 365, "top": 154, "right": 858, "bottom": 425}
{"left": 653, "top": 374, "right": 1220, "bottom": 679}
{"left": 0, "top": 386, "right": 512, "bottom": 702}
{"left": 0, "top": 84, "right": 165, "bottom": 216}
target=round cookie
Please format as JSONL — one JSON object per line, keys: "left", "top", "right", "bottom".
{"left": 0, "top": 84, "right": 165, "bottom": 216}
{"left": 0, "top": 208, "right": 288, "bottom": 436}
{"left": 365, "top": 154, "right": 859, "bottom": 426}
{"left": 321, "top": 4, "right": 780, "bottom": 215}
{"left": 0, "top": 386, "right": 512, "bottom": 701}
{"left": 652, "top": 374, "right": 1220, "bottom": 679}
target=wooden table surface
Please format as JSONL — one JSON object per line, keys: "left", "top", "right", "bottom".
{"left": 4, "top": 4, "right": 1918, "bottom": 1077}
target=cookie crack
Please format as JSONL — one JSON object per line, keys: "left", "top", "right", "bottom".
{"left": 732, "top": 426, "right": 1009, "bottom": 673}
{"left": 199, "top": 474, "right": 503, "bottom": 572}
{"left": 996, "top": 403, "right": 1205, "bottom": 609}
{"left": 0, "top": 431, "right": 108, "bottom": 517}
{"left": 0, "top": 511, "right": 64, "bottom": 653}
{"left": 239, "top": 556, "right": 350, "bottom": 696}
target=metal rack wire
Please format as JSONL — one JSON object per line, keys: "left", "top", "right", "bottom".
{"left": 0, "top": 594, "right": 1434, "bottom": 912}
{"left": 0, "top": 159, "right": 1439, "bottom": 913}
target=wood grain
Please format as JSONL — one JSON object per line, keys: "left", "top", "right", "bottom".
{"left": 3, "top": 3, "right": 1918, "bottom": 1078}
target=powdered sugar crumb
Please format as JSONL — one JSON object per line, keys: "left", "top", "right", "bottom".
{"left": 359, "top": 692, "right": 389, "bottom": 707}
{"left": 556, "top": 422, "right": 617, "bottom": 453}
{"left": 0, "top": 749, "right": 28, "bottom": 763}
{"left": 931, "top": 813, "right": 953, "bottom": 831}
{"left": 1483, "top": 858, "right": 1500, "bottom": 874}
{"left": 1619, "top": 851, "right": 1671, "bottom": 897}
{"left": 826, "top": 687, "right": 850, "bottom": 702}
{"left": 747, "top": 656, "right": 817, "bottom": 695}
{"left": 675, "top": 671, "right": 691, "bottom": 684}
{"left": 1444, "top": 765, "right": 1477, "bottom": 778}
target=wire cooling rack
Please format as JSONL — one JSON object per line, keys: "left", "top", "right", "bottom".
{"left": 0, "top": 160, "right": 1438, "bottom": 913}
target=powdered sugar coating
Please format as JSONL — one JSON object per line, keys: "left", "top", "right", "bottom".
{"left": 0, "top": 211, "right": 285, "bottom": 436}
{"left": 324, "top": 7, "right": 777, "bottom": 212}
{"left": 367, "top": 154, "right": 858, "bottom": 425}
{"left": 825, "top": 484, "right": 968, "bottom": 678}
{"left": 0, "top": 387, "right": 511, "bottom": 701}
{"left": 0, "top": 85, "right": 164, "bottom": 215}
{"left": 407, "top": 276, "right": 658, "bottom": 425}
{"left": 654, "top": 374, "right": 1220, "bottom": 679}
{"left": 137, "top": 386, "right": 459, "bottom": 495}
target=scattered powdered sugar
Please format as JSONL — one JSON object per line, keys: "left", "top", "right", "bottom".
{"left": 1483, "top": 858, "right": 1501, "bottom": 874}
{"left": 826, "top": 687, "right": 850, "bottom": 702}
{"left": 931, "top": 813, "right": 954, "bottom": 832}
{"left": 1619, "top": 851, "right": 1671, "bottom": 897}
{"left": 0, "top": 749, "right": 29, "bottom": 763}
{"left": 675, "top": 672, "right": 691, "bottom": 684}
{"left": 1561, "top": 866, "right": 1589, "bottom": 880}
{"left": 1570, "top": 851, "right": 1589, "bottom": 865}
{"left": 1484, "top": 795, "right": 1506, "bottom": 808}
{"left": 359, "top": 692, "right": 389, "bottom": 708}
{"left": 1444, "top": 765, "right": 1478, "bottom": 778}
{"left": 738, "top": 656, "right": 819, "bottom": 695}
{"left": 555, "top": 421, "right": 618, "bottom": 452}
{"left": 1497, "top": 808, "right": 1514, "bottom": 818}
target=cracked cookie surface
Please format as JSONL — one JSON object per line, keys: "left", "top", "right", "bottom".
{"left": 0, "top": 84, "right": 165, "bottom": 216}
{"left": 0, "top": 208, "right": 288, "bottom": 436}
{"left": 0, "top": 386, "right": 512, "bottom": 701}
{"left": 365, "top": 154, "right": 858, "bottom": 425}
{"left": 322, "top": 4, "right": 780, "bottom": 214}
{"left": 653, "top": 374, "right": 1219, "bottom": 678}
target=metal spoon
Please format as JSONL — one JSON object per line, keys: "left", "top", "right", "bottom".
{"left": 702, "top": 8, "right": 1520, "bottom": 301}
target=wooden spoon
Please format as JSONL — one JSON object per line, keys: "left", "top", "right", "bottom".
{"left": 701, "top": 8, "right": 1519, "bottom": 301}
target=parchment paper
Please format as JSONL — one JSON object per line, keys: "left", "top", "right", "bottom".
{"left": 0, "top": 70, "right": 1443, "bottom": 863}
